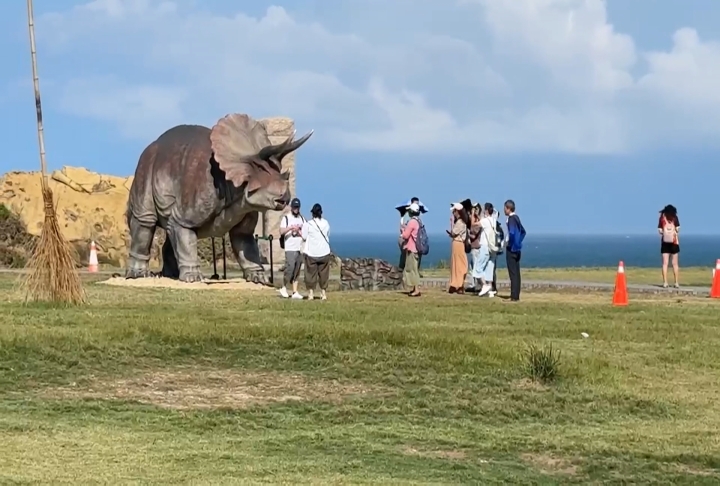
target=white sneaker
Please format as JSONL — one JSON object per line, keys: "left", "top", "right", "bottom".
{"left": 307, "top": 291, "right": 314, "bottom": 300}
{"left": 320, "top": 292, "right": 327, "bottom": 300}
{"left": 478, "top": 284, "right": 491, "bottom": 297}
{"left": 291, "top": 292, "right": 303, "bottom": 300}
{"left": 278, "top": 287, "right": 289, "bottom": 298}
{"left": 488, "top": 291, "right": 496, "bottom": 298}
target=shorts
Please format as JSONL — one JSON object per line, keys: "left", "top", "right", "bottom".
{"left": 660, "top": 242, "right": 680, "bottom": 255}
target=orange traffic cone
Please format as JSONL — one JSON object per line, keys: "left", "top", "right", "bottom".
{"left": 88, "top": 240, "right": 99, "bottom": 273}
{"left": 612, "top": 260, "right": 628, "bottom": 306}
{"left": 710, "top": 260, "right": 720, "bottom": 299}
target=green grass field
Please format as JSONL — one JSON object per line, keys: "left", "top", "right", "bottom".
{"left": 1, "top": 273, "right": 720, "bottom": 484}
{"left": 422, "top": 265, "right": 714, "bottom": 287}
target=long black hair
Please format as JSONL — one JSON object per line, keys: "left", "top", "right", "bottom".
{"left": 660, "top": 204, "right": 677, "bottom": 218}
{"left": 455, "top": 207, "right": 470, "bottom": 226}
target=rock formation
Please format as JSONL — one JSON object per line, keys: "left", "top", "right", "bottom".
{"left": 0, "top": 116, "right": 298, "bottom": 269}
{"left": 257, "top": 117, "right": 298, "bottom": 265}
{"left": 0, "top": 166, "right": 134, "bottom": 267}
{"left": 340, "top": 258, "right": 404, "bottom": 291}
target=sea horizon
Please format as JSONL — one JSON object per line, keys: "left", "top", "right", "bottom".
{"left": 321, "top": 233, "right": 720, "bottom": 269}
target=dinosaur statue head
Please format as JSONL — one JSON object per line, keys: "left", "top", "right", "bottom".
{"left": 210, "top": 113, "right": 313, "bottom": 210}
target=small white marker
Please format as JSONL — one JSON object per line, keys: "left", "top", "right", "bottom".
{"left": 581, "top": 332, "right": 589, "bottom": 339}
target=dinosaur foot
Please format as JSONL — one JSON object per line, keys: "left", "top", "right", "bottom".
{"left": 244, "top": 269, "right": 273, "bottom": 287}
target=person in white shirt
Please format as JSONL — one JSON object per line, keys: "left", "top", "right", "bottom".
{"left": 301, "top": 203, "right": 331, "bottom": 300}
{"left": 278, "top": 197, "right": 306, "bottom": 299}
{"left": 477, "top": 202, "right": 500, "bottom": 297}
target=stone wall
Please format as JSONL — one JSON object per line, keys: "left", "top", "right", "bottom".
{"left": 340, "top": 258, "right": 404, "bottom": 291}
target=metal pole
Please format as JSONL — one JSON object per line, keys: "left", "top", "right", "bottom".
{"left": 268, "top": 234, "right": 274, "bottom": 285}
{"left": 210, "top": 238, "right": 219, "bottom": 280}
{"left": 222, "top": 236, "right": 227, "bottom": 280}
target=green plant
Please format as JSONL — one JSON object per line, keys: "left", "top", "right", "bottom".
{"left": 522, "top": 342, "right": 561, "bottom": 383}
{"left": 0, "top": 204, "right": 11, "bottom": 221}
{"left": 433, "top": 259, "right": 450, "bottom": 269}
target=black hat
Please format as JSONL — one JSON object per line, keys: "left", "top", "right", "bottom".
{"left": 290, "top": 198, "right": 301, "bottom": 208}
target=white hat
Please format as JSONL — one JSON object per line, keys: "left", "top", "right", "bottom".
{"left": 407, "top": 202, "right": 420, "bottom": 213}
{"left": 451, "top": 202, "right": 463, "bottom": 211}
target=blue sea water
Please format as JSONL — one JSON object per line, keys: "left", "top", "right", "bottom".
{"left": 328, "top": 234, "right": 720, "bottom": 268}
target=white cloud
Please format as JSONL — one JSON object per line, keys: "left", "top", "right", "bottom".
{"left": 35, "top": 0, "right": 720, "bottom": 155}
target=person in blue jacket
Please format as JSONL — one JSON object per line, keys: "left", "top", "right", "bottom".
{"left": 503, "top": 199, "right": 527, "bottom": 302}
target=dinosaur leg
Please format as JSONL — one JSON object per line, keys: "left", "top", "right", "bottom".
{"left": 161, "top": 236, "right": 180, "bottom": 279}
{"left": 125, "top": 215, "right": 156, "bottom": 279}
{"left": 166, "top": 218, "right": 203, "bottom": 283}
{"left": 229, "top": 212, "right": 270, "bottom": 285}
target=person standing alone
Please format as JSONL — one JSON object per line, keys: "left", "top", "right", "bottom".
{"left": 658, "top": 204, "right": 681, "bottom": 288}
{"left": 278, "top": 198, "right": 306, "bottom": 299}
{"left": 504, "top": 199, "right": 526, "bottom": 302}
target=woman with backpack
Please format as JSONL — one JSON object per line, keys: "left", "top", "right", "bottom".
{"left": 400, "top": 202, "right": 423, "bottom": 297}
{"left": 658, "top": 204, "right": 681, "bottom": 288}
{"left": 475, "top": 203, "right": 501, "bottom": 297}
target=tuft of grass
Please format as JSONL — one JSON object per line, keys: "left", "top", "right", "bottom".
{"left": 432, "top": 259, "right": 450, "bottom": 269}
{"left": 522, "top": 342, "right": 562, "bottom": 383}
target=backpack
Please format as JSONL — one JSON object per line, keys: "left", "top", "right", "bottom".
{"left": 661, "top": 216, "right": 676, "bottom": 244}
{"left": 279, "top": 214, "right": 305, "bottom": 249}
{"left": 415, "top": 220, "right": 430, "bottom": 256}
{"left": 485, "top": 220, "right": 499, "bottom": 252}
{"left": 494, "top": 220, "right": 505, "bottom": 254}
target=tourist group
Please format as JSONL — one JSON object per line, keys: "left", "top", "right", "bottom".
{"left": 398, "top": 197, "right": 526, "bottom": 301}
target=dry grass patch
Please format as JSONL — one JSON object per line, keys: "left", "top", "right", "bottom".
{"left": 511, "top": 378, "right": 550, "bottom": 392}
{"left": 667, "top": 463, "right": 720, "bottom": 478}
{"left": 41, "top": 368, "right": 385, "bottom": 410}
{"left": 521, "top": 453, "right": 579, "bottom": 476}
{"left": 400, "top": 445, "right": 468, "bottom": 461}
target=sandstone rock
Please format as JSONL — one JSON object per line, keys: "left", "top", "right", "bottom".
{"left": 0, "top": 166, "right": 133, "bottom": 267}
{"left": 257, "top": 116, "right": 298, "bottom": 266}
{"left": 340, "top": 258, "right": 404, "bottom": 291}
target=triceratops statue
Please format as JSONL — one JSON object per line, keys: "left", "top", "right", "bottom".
{"left": 124, "top": 113, "right": 313, "bottom": 283}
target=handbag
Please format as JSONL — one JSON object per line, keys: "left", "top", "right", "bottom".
{"left": 312, "top": 219, "right": 335, "bottom": 259}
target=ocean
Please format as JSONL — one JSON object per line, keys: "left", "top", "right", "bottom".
{"left": 328, "top": 234, "right": 720, "bottom": 268}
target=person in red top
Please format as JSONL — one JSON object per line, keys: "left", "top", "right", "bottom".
{"left": 658, "top": 204, "right": 681, "bottom": 288}
{"left": 400, "top": 203, "right": 422, "bottom": 297}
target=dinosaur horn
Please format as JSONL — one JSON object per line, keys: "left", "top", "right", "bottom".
{"left": 258, "top": 129, "right": 313, "bottom": 161}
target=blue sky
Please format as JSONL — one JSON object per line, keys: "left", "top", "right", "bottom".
{"left": 2, "top": 0, "right": 720, "bottom": 235}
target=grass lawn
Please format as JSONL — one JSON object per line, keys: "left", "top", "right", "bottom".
{"left": 1, "top": 274, "right": 720, "bottom": 484}
{"left": 421, "top": 265, "right": 714, "bottom": 287}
